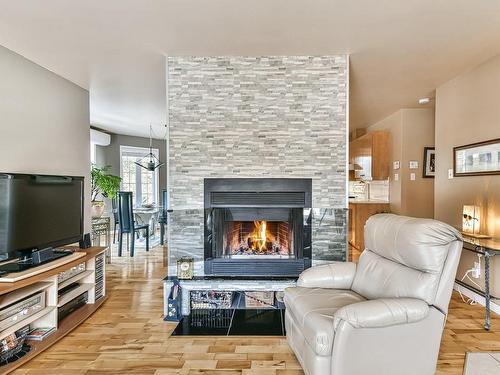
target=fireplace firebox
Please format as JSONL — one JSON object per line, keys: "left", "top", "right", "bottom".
{"left": 204, "top": 178, "right": 312, "bottom": 277}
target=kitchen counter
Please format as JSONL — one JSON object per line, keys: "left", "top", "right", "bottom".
{"left": 349, "top": 201, "right": 390, "bottom": 250}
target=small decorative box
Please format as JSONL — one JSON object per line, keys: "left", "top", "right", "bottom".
{"left": 177, "top": 257, "right": 194, "bottom": 279}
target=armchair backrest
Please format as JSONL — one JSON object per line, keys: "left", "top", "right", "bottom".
{"left": 351, "top": 214, "right": 462, "bottom": 314}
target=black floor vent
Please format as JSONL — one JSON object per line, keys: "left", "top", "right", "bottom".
{"left": 210, "top": 192, "right": 306, "bottom": 207}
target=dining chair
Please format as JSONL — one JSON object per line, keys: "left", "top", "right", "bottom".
{"left": 159, "top": 189, "right": 168, "bottom": 245}
{"left": 117, "top": 191, "right": 149, "bottom": 256}
{"left": 111, "top": 197, "right": 119, "bottom": 244}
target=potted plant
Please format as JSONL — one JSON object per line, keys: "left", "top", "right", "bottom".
{"left": 91, "top": 165, "right": 121, "bottom": 218}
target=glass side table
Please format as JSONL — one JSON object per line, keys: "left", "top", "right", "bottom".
{"left": 460, "top": 236, "right": 500, "bottom": 331}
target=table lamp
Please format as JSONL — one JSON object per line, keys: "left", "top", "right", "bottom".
{"left": 462, "top": 205, "right": 491, "bottom": 239}
{"left": 463, "top": 205, "right": 480, "bottom": 235}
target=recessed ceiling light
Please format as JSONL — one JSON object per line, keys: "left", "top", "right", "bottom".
{"left": 418, "top": 97, "right": 431, "bottom": 105}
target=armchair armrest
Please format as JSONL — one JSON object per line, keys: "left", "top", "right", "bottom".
{"left": 333, "top": 298, "right": 429, "bottom": 330}
{"left": 297, "top": 262, "right": 356, "bottom": 289}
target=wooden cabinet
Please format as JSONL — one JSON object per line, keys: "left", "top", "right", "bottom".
{"left": 349, "top": 131, "right": 390, "bottom": 180}
{"left": 0, "top": 247, "right": 107, "bottom": 374}
{"left": 349, "top": 202, "right": 390, "bottom": 250}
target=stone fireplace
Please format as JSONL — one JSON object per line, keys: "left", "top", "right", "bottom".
{"left": 203, "top": 178, "right": 312, "bottom": 276}
{"left": 166, "top": 55, "right": 348, "bottom": 278}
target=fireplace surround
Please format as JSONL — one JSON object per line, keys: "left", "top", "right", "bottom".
{"left": 204, "top": 178, "right": 312, "bottom": 277}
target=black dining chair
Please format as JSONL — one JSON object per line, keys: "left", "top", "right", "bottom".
{"left": 159, "top": 189, "right": 168, "bottom": 245}
{"left": 117, "top": 191, "right": 149, "bottom": 256}
{"left": 111, "top": 197, "right": 119, "bottom": 244}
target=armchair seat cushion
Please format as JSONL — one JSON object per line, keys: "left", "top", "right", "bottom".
{"left": 284, "top": 287, "right": 365, "bottom": 356}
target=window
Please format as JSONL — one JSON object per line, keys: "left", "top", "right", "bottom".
{"left": 120, "top": 146, "right": 159, "bottom": 206}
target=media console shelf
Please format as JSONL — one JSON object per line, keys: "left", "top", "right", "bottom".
{"left": 0, "top": 246, "right": 107, "bottom": 374}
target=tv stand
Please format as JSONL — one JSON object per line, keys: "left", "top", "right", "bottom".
{"left": 0, "top": 247, "right": 107, "bottom": 373}
{"left": 0, "top": 251, "right": 71, "bottom": 276}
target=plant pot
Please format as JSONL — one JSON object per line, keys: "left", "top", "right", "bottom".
{"left": 91, "top": 201, "right": 105, "bottom": 218}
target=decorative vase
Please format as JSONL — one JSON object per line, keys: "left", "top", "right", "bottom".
{"left": 91, "top": 201, "right": 105, "bottom": 218}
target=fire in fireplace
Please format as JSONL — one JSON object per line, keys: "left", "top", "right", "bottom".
{"left": 204, "top": 178, "right": 312, "bottom": 277}
{"left": 225, "top": 220, "right": 291, "bottom": 257}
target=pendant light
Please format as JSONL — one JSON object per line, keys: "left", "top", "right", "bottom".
{"left": 134, "top": 124, "right": 165, "bottom": 171}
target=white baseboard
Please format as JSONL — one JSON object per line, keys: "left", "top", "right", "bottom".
{"left": 453, "top": 283, "right": 500, "bottom": 316}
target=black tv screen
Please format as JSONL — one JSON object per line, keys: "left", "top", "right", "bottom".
{"left": 0, "top": 173, "right": 84, "bottom": 261}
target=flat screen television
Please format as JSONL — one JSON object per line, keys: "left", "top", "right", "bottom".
{"left": 0, "top": 173, "right": 84, "bottom": 263}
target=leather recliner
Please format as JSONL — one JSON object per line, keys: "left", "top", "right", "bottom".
{"left": 284, "top": 214, "right": 463, "bottom": 375}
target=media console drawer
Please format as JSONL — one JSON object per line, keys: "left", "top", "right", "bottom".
{"left": 0, "top": 292, "right": 46, "bottom": 331}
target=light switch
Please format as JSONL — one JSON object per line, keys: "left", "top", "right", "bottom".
{"left": 394, "top": 173, "right": 399, "bottom": 181}
{"left": 410, "top": 173, "right": 416, "bottom": 181}
{"left": 448, "top": 169, "right": 454, "bottom": 179}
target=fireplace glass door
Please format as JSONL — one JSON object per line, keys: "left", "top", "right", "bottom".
{"left": 203, "top": 178, "right": 313, "bottom": 276}
{"left": 205, "top": 207, "right": 308, "bottom": 262}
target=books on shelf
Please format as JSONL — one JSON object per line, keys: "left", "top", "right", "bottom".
{"left": 27, "top": 327, "right": 55, "bottom": 341}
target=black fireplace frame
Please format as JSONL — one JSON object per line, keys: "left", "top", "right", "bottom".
{"left": 204, "top": 178, "right": 312, "bottom": 277}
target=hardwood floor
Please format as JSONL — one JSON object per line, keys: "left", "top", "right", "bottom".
{"left": 11, "top": 243, "right": 500, "bottom": 375}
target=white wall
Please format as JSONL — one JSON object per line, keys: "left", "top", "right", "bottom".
{"left": 0, "top": 46, "right": 91, "bottom": 231}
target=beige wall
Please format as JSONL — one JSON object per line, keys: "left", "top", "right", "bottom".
{"left": 435, "top": 53, "right": 500, "bottom": 298}
{"left": 369, "top": 111, "right": 403, "bottom": 213}
{"left": 0, "top": 46, "right": 91, "bottom": 231}
{"left": 402, "top": 109, "right": 435, "bottom": 218}
{"left": 369, "top": 108, "right": 435, "bottom": 218}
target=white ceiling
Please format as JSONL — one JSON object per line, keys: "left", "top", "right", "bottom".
{"left": 1, "top": 0, "right": 500, "bottom": 137}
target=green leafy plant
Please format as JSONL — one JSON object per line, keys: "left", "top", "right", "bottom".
{"left": 91, "top": 165, "right": 121, "bottom": 202}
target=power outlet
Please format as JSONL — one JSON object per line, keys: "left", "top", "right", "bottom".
{"left": 472, "top": 261, "right": 481, "bottom": 278}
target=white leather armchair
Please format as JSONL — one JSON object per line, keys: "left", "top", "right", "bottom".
{"left": 284, "top": 214, "right": 463, "bottom": 375}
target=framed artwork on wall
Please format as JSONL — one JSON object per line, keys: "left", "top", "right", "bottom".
{"left": 454, "top": 138, "right": 500, "bottom": 176}
{"left": 423, "top": 147, "right": 435, "bottom": 178}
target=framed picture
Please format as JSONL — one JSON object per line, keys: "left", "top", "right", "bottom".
{"left": 423, "top": 147, "right": 435, "bottom": 178}
{"left": 454, "top": 138, "right": 500, "bottom": 176}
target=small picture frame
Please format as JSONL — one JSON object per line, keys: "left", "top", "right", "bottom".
{"left": 393, "top": 161, "right": 400, "bottom": 170}
{"left": 423, "top": 147, "right": 435, "bottom": 178}
{"left": 454, "top": 138, "right": 500, "bottom": 176}
{"left": 177, "top": 257, "right": 194, "bottom": 279}
{"left": 409, "top": 161, "right": 419, "bottom": 169}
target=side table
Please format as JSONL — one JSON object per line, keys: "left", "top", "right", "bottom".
{"left": 459, "top": 236, "right": 500, "bottom": 330}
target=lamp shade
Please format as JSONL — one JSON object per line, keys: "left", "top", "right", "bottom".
{"left": 462, "top": 205, "right": 480, "bottom": 235}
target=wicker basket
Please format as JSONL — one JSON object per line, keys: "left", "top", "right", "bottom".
{"left": 190, "top": 291, "right": 233, "bottom": 310}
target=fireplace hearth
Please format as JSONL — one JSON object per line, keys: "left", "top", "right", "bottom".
{"left": 204, "top": 178, "right": 312, "bottom": 277}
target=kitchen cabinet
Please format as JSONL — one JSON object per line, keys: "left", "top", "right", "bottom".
{"left": 349, "top": 201, "right": 390, "bottom": 250}
{"left": 349, "top": 131, "right": 390, "bottom": 180}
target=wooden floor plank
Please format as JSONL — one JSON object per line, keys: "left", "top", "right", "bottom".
{"left": 9, "top": 243, "right": 499, "bottom": 375}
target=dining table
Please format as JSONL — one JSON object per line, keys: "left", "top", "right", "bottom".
{"left": 134, "top": 206, "right": 160, "bottom": 236}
